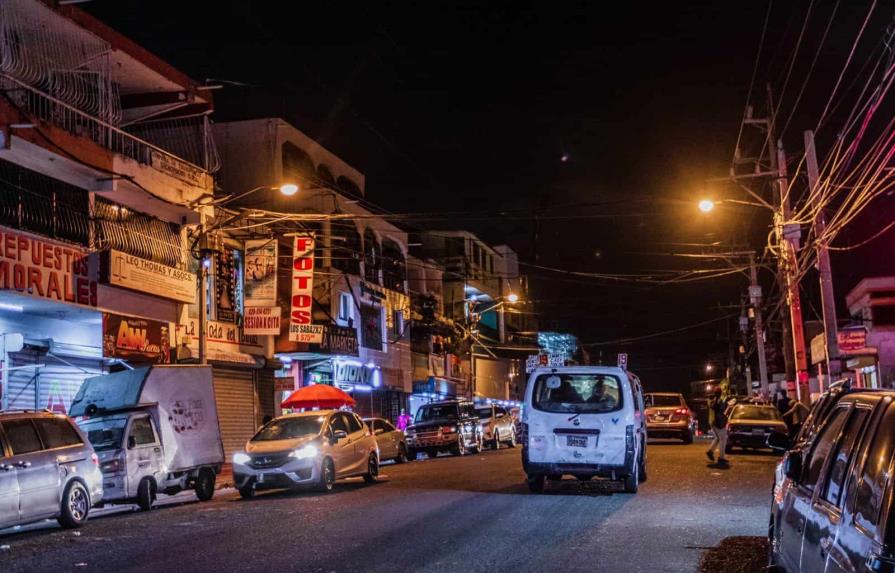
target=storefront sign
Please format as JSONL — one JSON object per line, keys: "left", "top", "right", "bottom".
{"left": 0, "top": 227, "right": 97, "bottom": 307}
{"left": 810, "top": 333, "right": 827, "bottom": 365}
{"left": 289, "top": 236, "right": 322, "bottom": 343}
{"left": 838, "top": 327, "right": 868, "bottom": 355}
{"left": 310, "top": 325, "right": 359, "bottom": 356}
{"left": 244, "top": 239, "right": 278, "bottom": 306}
{"left": 243, "top": 306, "right": 282, "bottom": 336}
{"left": 334, "top": 361, "right": 376, "bottom": 386}
{"left": 274, "top": 377, "right": 295, "bottom": 392}
{"left": 149, "top": 149, "right": 208, "bottom": 187}
{"left": 525, "top": 353, "right": 564, "bottom": 373}
{"left": 215, "top": 250, "right": 238, "bottom": 323}
{"left": 102, "top": 313, "right": 170, "bottom": 364}
{"left": 106, "top": 249, "right": 195, "bottom": 303}
{"left": 176, "top": 318, "right": 263, "bottom": 365}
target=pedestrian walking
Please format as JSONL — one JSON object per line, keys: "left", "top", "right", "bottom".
{"left": 396, "top": 408, "right": 412, "bottom": 431}
{"left": 706, "top": 387, "right": 730, "bottom": 466}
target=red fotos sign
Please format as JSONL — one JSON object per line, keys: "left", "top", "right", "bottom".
{"left": 0, "top": 227, "right": 97, "bottom": 307}
{"left": 288, "top": 236, "right": 323, "bottom": 343}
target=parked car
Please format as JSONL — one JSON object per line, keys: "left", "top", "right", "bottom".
{"left": 72, "top": 365, "right": 224, "bottom": 510}
{"left": 724, "top": 403, "right": 787, "bottom": 453}
{"left": 0, "top": 410, "right": 102, "bottom": 530}
{"left": 363, "top": 417, "right": 409, "bottom": 463}
{"left": 475, "top": 404, "right": 517, "bottom": 449}
{"left": 405, "top": 400, "right": 483, "bottom": 459}
{"left": 768, "top": 389, "right": 895, "bottom": 573}
{"left": 521, "top": 366, "right": 647, "bottom": 494}
{"left": 644, "top": 392, "right": 695, "bottom": 443}
{"left": 232, "top": 410, "right": 379, "bottom": 498}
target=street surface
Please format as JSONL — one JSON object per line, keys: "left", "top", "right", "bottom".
{"left": 0, "top": 440, "right": 777, "bottom": 572}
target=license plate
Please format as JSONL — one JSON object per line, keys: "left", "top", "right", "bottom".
{"left": 654, "top": 416, "right": 666, "bottom": 421}
{"left": 257, "top": 473, "right": 265, "bottom": 483}
{"left": 566, "top": 435, "right": 588, "bottom": 448}
{"left": 752, "top": 429, "right": 766, "bottom": 435}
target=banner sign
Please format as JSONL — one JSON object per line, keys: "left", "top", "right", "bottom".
{"left": 176, "top": 318, "right": 264, "bottom": 365}
{"left": 106, "top": 249, "right": 195, "bottom": 303}
{"left": 0, "top": 227, "right": 97, "bottom": 307}
{"left": 243, "top": 306, "right": 281, "bottom": 336}
{"left": 102, "top": 313, "right": 170, "bottom": 364}
{"left": 525, "top": 353, "right": 564, "bottom": 373}
{"left": 309, "top": 324, "right": 359, "bottom": 356}
{"left": 244, "top": 239, "right": 278, "bottom": 307}
{"left": 215, "top": 250, "right": 238, "bottom": 323}
{"left": 810, "top": 333, "right": 827, "bottom": 365}
{"left": 838, "top": 327, "right": 868, "bottom": 355}
{"left": 288, "top": 236, "right": 323, "bottom": 343}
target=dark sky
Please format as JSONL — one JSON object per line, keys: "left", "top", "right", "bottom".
{"left": 86, "top": 1, "right": 891, "bottom": 391}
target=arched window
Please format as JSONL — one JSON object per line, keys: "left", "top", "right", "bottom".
{"left": 331, "top": 221, "right": 361, "bottom": 275}
{"left": 337, "top": 175, "right": 362, "bottom": 198}
{"left": 381, "top": 239, "right": 405, "bottom": 293}
{"left": 282, "top": 142, "right": 317, "bottom": 187}
{"left": 363, "top": 228, "right": 380, "bottom": 284}
{"left": 317, "top": 164, "right": 336, "bottom": 186}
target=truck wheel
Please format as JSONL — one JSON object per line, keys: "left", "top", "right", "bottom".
{"left": 57, "top": 481, "right": 90, "bottom": 528}
{"left": 195, "top": 468, "right": 216, "bottom": 501}
{"left": 136, "top": 478, "right": 156, "bottom": 511}
{"left": 451, "top": 437, "right": 467, "bottom": 456}
{"left": 316, "top": 458, "right": 335, "bottom": 492}
{"left": 526, "top": 474, "right": 545, "bottom": 493}
{"left": 406, "top": 447, "right": 417, "bottom": 461}
{"left": 238, "top": 480, "right": 256, "bottom": 499}
{"left": 638, "top": 450, "right": 648, "bottom": 483}
{"left": 622, "top": 463, "right": 639, "bottom": 494}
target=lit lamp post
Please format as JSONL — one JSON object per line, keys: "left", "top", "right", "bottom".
{"left": 192, "top": 183, "right": 299, "bottom": 365}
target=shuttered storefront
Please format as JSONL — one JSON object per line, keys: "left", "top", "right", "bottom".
{"left": 7, "top": 351, "right": 102, "bottom": 414}
{"left": 213, "top": 367, "right": 258, "bottom": 461}
{"left": 256, "top": 368, "right": 276, "bottom": 425}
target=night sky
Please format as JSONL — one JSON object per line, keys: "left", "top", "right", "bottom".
{"left": 85, "top": 1, "right": 892, "bottom": 391}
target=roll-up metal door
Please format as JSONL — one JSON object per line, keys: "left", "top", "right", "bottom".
{"left": 213, "top": 367, "right": 257, "bottom": 462}
{"left": 257, "top": 369, "right": 275, "bottom": 426}
{"left": 6, "top": 351, "right": 102, "bottom": 413}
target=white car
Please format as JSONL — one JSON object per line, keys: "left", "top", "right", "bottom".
{"left": 232, "top": 410, "right": 379, "bottom": 497}
{"left": 521, "top": 366, "right": 647, "bottom": 494}
{"left": 363, "top": 417, "right": 409, "bottom": 463}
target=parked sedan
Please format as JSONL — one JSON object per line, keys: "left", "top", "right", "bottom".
{"left": 363, "top": 418, "right": 409, "bottom": 463}
{"left": 0, "top": 410, "right": 103, "bottom": 530}
{"left": 725, "top": 404, "right": 787, "bottom": 452}
{"left": 644, "top": 392, "right": 695, "bottom": 443}
{"left": 475, "top": 404, "right": 517, "bottom": 449}
{"left": 233, "top": 410, "right": 379, "bottom": 497}
{"left": 769, "top": 389, "right": 895, "bottom": 573}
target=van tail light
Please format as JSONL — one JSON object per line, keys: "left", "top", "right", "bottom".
{"left": 91, "top": 453, "right": 99, "bottom": 466}
{"left": 521, "top": 422, "right": 529, "bottom": 444}
{"left": 625, "top": 425, "right": 634, "bottom": 452}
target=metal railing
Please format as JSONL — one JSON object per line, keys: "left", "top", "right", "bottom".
{"left": 0, "top": 73, "right": 213, "bottom": 179}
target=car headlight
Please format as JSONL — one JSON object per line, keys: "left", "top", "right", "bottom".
{"left": 289, "top": 444, "right": 318, "bottom": 460}
{"left": 233, "top": 452, "right": 251, "bottom": 465}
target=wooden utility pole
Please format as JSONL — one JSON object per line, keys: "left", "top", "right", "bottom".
{"left": 749, "top": 254, "right": 770, "bottom": 396}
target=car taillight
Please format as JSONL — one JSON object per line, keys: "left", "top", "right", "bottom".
{"left": 91, "top": 453, "right": 99, "bottom": 466}
{"left": 440, "top": 426, "right": 457, "bottom": 433}
{"left": 674, "top": 408, "right": 688, "bottom": 415}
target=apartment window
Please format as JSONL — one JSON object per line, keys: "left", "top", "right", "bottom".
{"left": 361, "top": 303, "right": 384, "bottom": 350}
{"left": 337, "top": 292, "right": 355, "bottom": 326}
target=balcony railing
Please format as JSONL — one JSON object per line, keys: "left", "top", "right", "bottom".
{"left": 1, "top": 74, "right": 216, "bottom": 181}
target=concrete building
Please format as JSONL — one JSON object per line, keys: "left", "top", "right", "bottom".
{"left": 843, "top": 276, "right": 895, "bottom": 389}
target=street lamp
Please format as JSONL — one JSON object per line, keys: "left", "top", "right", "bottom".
{"left": 506, "top": 292, "right": 520, "bottom": 304}
{"left": 698, "top": 199, "right": 715, "bottom": 213}
{"left": 697, "top": 197, "right": 770, "bottom": 213}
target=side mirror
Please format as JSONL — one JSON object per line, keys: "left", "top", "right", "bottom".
{"left": 374, "top": 428, "right": 384, "bottom": 435}
{"left": 783, "top": 451, "right": 803, "bottom": 481}
{"left": 127, "top": 435, "right": 137, "bottom": 450}
{"left": 333, "top": 430, "right": 348, "bottom": 442}
{"left": 767, "top": 431, "right": 790, "bottom": 451}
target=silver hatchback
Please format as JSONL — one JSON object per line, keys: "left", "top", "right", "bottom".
{"left": 0, "top": 410, "right": 103, "bottom": 530}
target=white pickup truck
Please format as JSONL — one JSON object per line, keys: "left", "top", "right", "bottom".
{"left": 70, "top": 365, "right": 224, "bottom": 510}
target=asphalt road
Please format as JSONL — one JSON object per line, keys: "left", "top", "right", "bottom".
{"left": 0, "top": 440, "right": 778, "bottom": 572}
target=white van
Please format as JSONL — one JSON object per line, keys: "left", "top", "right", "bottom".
{"left": 521, "top": 366, "right": 647, "bottom": 493}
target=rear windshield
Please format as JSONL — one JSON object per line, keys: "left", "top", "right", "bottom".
{"left": 79, "top": 417, "right": 127, "bottom": 452}
{"left": 416, "top": 404, "right": 459, "bottom": 423}
{"left": 475, "top": 407, "right": 493, "bottom": 419}
{"left": 731, "top": 405, "right": 782, "bottom": 421}
{"left": 532, "top": 373, "right": 622, "bottom": 414}
{"left": 645, "top": 394, "right": 683, "bottom": 408}
{"left": 252, "top": 416, "right": 324, "bottom": 441}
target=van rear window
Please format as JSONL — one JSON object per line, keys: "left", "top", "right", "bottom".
{"left": 532, "top": 373, "right": 622, "bottom": 414}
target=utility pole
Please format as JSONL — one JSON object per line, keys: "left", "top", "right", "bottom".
{"left": 804, "top": 129, "right": 839, "bottom": 389}
{"left": 749, "top": 254, "right": 770, "bottom": 397}
{"left": 766, "top": 83, "right": 809, "bottom": 400}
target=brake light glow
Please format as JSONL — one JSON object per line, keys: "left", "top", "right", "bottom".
{"left": 440, "top": 426, "right": 457, "bottom": 434}
{"left": 674, "top": 408, "right": 689, "bottom": 416}
{"left": 91, "top": 452, "right": 99, "bottom": 466}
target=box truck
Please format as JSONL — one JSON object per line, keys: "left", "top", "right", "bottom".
{"left": 70, "top": 365, "right": 224, "bottom": 510}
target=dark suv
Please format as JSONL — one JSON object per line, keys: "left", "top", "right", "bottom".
{"left": 405, "top": 400, "right": 483, "bottom": 459}
{"left": 768, "top": 387, "right": 895, "bottom": 572}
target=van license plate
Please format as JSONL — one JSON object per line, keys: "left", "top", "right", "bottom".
{"left": 566, "top": 435, "right": 588, "bottom": 448}
{"left": 257, "top": 473, "right": 264, "bottom": 483}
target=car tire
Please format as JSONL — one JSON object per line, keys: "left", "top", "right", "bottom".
{"left": 195, "top": 468, "right": 216, "bottom": 501}
{"left": 238, "top": 480, "right": 256, "bottom": 499}
{"left": 428, "top": 449, "right": 439, "bottom": 459}
{"left": 508, "top": 430, "right": 517, "bottom": 448}
{"left": 493, "top": 430, "right": 501, "bottom": 450}
{"left": 316, "top": 458, "right": 335, "bottom": 493}
{"left": 395, "top": 444, "right": 408, "bottom": 464}
{"left": 57, "top": 481, "right": 90, "bottom": 529}
{"left": 527, "top": 474, "right": 545, "bottom": 493}
{"left": 363, "top": 454, "right": 379, "bottom": 484}
{"left": 623, "top": 462, "right": 639, "bottom": 494}
{"left": 406, "top": 447, "right": 417, "bottom": 461}
{"left": 136, "top": 477, "right": 156, "bottom": 511}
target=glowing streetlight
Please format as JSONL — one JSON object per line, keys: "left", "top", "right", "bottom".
{"left": 705, "top": 363, "right": 714, "bottom": 373}
{"left": 698, "top": 199, "right": 715, "bottom": 213}
{"left": 506, "top": 293, "right": 520, "bottom": 303}
{"left": 279, "top": 183, "right": 299, "bottom": 196}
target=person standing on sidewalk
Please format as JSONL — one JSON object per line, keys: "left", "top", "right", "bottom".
{"left": 706, "top": 386, "right": 730, "bottom": 466}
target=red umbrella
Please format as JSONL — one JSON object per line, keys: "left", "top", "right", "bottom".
{"left": 281, "top": 384, "right": 356, "bottom": 409}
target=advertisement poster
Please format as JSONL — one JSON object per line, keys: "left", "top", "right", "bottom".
{"left": 244, "top": 306, "right": 282, "bottom": 336}
{"left": 107, "top": 249, "right": 195, "bottom": 303}
{"left": 288, "top": 236, "right": 323, "bottom": 343}
{"left": 102, "top": 313, "right": 170, "bottom": 364}
{"left": 216, "top": 250, "right": 237, "bottom": 323}
{"left": 244, "top": 239, "right": 278, "bottom": 307}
